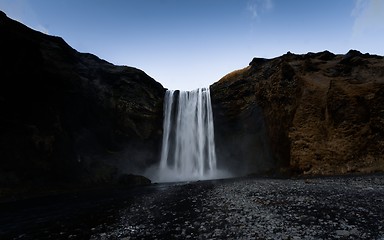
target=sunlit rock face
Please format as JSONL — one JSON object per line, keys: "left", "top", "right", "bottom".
{"left": 0, "top": 11, "right": 165, "bottom": 188}
{"left": 211, "top": 50, "right": 384, "bottom": 176}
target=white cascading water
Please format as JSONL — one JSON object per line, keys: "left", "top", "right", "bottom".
{"left": 157, "top": 88, "right": 217, "bottom": 182}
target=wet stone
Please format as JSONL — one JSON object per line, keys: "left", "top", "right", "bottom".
{"left": 3, "top": 174, "right": 383, "bottom": 240}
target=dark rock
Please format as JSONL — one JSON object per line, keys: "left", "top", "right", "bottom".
{"left": 318, "top": 50, "right": 336, "bottom": 61}
{"left": 1, "top": 8, "right": 383, "bottom": 191}
{"left": 0, "top": 10, "right": 6, "bottom": 19}
{"left": 345, "top": 49, "right": 363, "bottom": 58}
{"left": 249, "top": 57, "right": 268, "bottom": 67}
{"left": 211, "top": 49, "right": 384, "bottom": 176}
{"left": 0, "top": 11, "right": 165, "bottom": 193}
{"left": 303, "top": 58, "right": 319, "bottom": 72}
{"left": 117, "top": 174, "right": 151, "bottom": 187}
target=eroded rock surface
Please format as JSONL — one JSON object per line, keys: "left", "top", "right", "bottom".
{"left": 211, "top": 50, "right": 384, "bottom": 176}
{"left": 0, "top": 11, "right": 165, "bottom": 190}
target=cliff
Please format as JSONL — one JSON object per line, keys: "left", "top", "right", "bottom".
{"left": 2, "top": 9, "right": 383, "bottom": 195}
{"left": 0, "top": 11, "right": 165, "bottom": 191}
{"left": 211, "top": 50, "right": 384, "bottom": 176}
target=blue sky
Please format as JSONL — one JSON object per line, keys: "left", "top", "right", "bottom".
{"left": 1, "top": 0, "right": 383, "bottom": 90}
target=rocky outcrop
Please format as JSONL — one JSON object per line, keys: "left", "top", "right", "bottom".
{"left": 2, "top": 9, "right": 383, "bottom": 193}
{"left": 211, "top": 50, "right": 384, "bottom": 176}
{"left": 0, "top": 11, "right": 165, "bottom": 190}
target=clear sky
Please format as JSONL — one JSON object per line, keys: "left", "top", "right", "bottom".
{"left": 1, "top": 0, "right": 383, "bottom": 90}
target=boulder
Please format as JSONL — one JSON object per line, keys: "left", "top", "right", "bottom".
{"left": 118, "top": 174, "right": 151, "bottom": 187}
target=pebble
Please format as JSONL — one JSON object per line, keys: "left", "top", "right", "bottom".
{"left": 89, "top": 174, "right": 384, "bottom": 239}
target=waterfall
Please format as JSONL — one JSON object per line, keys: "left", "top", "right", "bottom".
{"left": 157, "top": 88, "right": 217, "bottom": 182}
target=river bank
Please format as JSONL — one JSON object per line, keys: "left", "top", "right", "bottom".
{"left": 1, "top": 174, "right": 383, "bottom": 239}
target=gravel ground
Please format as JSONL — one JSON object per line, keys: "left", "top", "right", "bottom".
{"left": 90, "top": 174, "right": 384, "bottom": 240}
{"left": 1, "top": 174, "right": 383, "bottom": 239}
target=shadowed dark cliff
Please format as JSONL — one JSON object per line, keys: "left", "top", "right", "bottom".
{"left": 2, "top": 9, "right": 384, "bottom": 197}
{"left": 211, "top": 50, "right": 384, "bottom": 176}
{"left": 0, "top": 11, "right": 165, "bottom": 192}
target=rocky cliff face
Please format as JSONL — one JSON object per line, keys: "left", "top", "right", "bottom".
{"left": 2, "top": 10, "right": 383, "bottom": 193}
{"left": 211, "top": 50, "right": 384, "bottom": 176}
{"left": 0, "top": 11, "right": 165, "bottom": 190}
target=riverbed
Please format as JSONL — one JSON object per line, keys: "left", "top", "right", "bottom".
{"left": 1, "top": 174, "right": 384, "bottom": 239}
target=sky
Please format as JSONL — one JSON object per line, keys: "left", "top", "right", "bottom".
{"left": 1, "top": 0, "right": 383, "bottom": 90}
